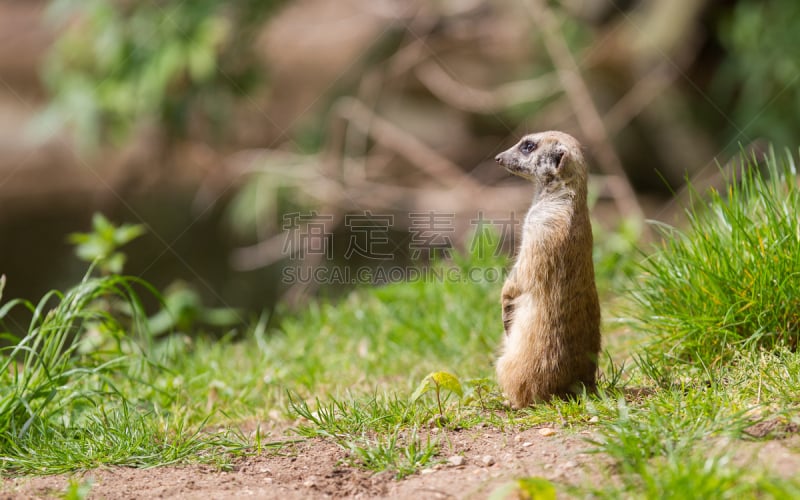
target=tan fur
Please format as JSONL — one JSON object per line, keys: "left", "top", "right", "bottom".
{"left": 494, "top": 131, "right": 601, "bottom": 408}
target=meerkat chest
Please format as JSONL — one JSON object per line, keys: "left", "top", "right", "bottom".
{"left": 512, "top": 199, "right": 579, "bottom": 283}
{"left": 521, "top": 199, "right": 573, "bottom": 244}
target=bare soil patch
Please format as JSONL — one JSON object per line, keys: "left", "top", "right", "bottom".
{"left": 4, "top": 429, "right": 800, "bottom": 499}
{"left": 2, "top": 427, "right": 603, "bottom": 499}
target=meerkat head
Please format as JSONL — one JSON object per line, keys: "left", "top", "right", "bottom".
{"left": 495, "top": 131, "right": 587, "bottom": 197}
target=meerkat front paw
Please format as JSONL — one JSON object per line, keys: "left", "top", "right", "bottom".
{"left": 501, "top": 300, "right": 514, "bottom": 336}
{"left": 500, "top": 280, "right": 521, "bottom": 336}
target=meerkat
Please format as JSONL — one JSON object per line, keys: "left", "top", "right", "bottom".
{"left": 494, "top": 130, "right": 601, "bottom": 408}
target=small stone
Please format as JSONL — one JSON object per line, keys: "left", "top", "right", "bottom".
{"left": 302, "top": 476, "right": 318, "bottom": 488}
{"left": 538, "top": 427, "right": 557, "bottom": 437}
{"left": 588, "top": 416, "right": 599, "bottom": 423}
{"left": 521, "top": 442, "right": 533, "bottom": 447}
{"left": 427, "top": 414, "right": 448, "bottom": 427}
{"left": 514, "top": 435, "right": 523, "bottom": 442}
{"left": 264, "top": 478, "right": 274, "bottom": 484}
{"left": 481, "top": 455, "right": 496, "bottom": 466}
{"left": 447, "top": 455, "right": 466, "bottom": 467}
{"left": 744, "top": 406, "right": 766, "bottom": 418}
{"left": 562, "top": 460, "right": 579, "bottom": 469}
{"left": 421, "top": 468, "right": 436, "bottom": 475}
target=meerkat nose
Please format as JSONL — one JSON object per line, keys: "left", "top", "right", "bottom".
{"left": 494, "top": 154, "right": 502, "bottom": 163}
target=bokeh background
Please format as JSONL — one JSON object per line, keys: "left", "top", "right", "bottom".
{"left": 0, "top": 0, "right": 794, "bottom": 314}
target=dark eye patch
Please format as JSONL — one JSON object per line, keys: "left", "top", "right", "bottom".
{"left": 519, "top": 140, "right": 537, "bottom": 155}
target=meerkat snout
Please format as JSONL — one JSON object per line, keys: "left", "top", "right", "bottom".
{"left": 494, "top": 150, "right": 513, "bottom": 163}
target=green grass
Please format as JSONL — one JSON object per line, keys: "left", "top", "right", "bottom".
{"left": 584, "top": 149, "right": 800, "bottom": 498}
{"left": 587, "top": 373, "right": 800, "bottom": 499}
{"left": 0, "top": 236, "right": 510, "bottom": 475}
{"left": 0, "top": 272, "right": 252, "bottom": 474}
{"left": 589, "top": 450, "right": 800, "bottom": 499}
{"left": 2, "top": 150, "right": 800, "bottom": 496}
{"left": 632, "top": 149, "right": 800, "bottom": 371}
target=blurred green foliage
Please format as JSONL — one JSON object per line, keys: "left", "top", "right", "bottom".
{"left": 147, "top": 281, "right": 241, "bottom": 336}
{"left": 68, "top": 214, "right": 240, "bottom": 338}
{"left": 717, "top": 1, "right": 800, "bottom": 148}
{"left": 40, "top": 0, "right": 285, "bottom": 148}
{"left": 68, "top": 213, "right": 145, "bottom": 275}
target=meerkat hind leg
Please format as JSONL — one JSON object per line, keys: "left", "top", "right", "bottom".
{"left": 496, "top": 295, "right": 541, "bottom": 408}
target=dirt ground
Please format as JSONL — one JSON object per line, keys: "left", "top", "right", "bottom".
{"left": 3, "top": 427, "right": 602, "bottom": 499}
{"left": 5, "top": 426, "right": 800, "bottom": 499}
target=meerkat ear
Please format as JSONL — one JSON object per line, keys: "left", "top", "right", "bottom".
{"left": 554, "top": 149, "right": 567, "bottom": 169}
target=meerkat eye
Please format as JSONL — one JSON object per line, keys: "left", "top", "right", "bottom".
{"left": 519, "top": 140, "right": 537, "bottom": 155}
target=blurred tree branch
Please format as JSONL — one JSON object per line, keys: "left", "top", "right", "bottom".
{"left": 414, "top": 62, "right": 561, "bottom": 114}
{"left": 28, "top": 0, "right": 793, "bottom": 289}
{"left": 527, "top": 0, "right": 644, "bottom": 224}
